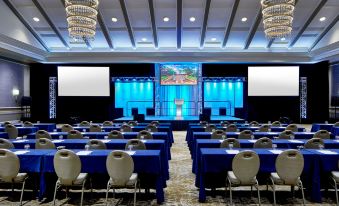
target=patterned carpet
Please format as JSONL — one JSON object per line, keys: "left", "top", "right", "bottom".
{"left": 0, "top": 130, "right": 338, "bottom": 205}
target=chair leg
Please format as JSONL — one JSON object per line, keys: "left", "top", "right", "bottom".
{"left": 80, "top": 180, "right": 86, "bottom": 206}
{"left": 53, "top": 181, "right": 59, "bottom": 206}
{"left": 19, "top": 179, "right": 26, "bottom": 206}
{"left": 105, "top": 181, "right": 111, "bottom": 206}
{"left": 134, "top": 181, "right": 137, "bottom": 206}
{"left": 270, "top": 177, "right": 276, "bottom": 206}
{"left": 255, "top": 181, "right": 261, "bottom": 206}
{"left": 299, "top": 180, "right": 305, "bottom": 206}
{"left": 227, "top": 178, "right": 233, "bottom": 205}
{"left": 333, "top": 178, "right": 339, "bottom": 206}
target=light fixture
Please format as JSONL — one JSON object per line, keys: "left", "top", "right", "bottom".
{"left": 261, "top": 0, "right": 295, "bottom": 39}
{"left": 65, "top": 0, "right": 99, "bottom": 43}
{"left": 163, "top": 17, "right": 170, "bottom": 22}
{"left": 12, "top": 89, "right": 19, "bottom": 96}
{"left": 281, "top": 37, "right": 286, "bottom": 41}
{"left": 189, "top": 17, "right": 196, "bottom": 22}
{"left": 241, "top": 17, "right": 247, "bottom": 22}
{"left": 319, "top": 17, "right": 326, "bottom": 22}
{"left": 141, "top": 38, "right": 147, "bottom": 42}
{"left": 33, "top": 17, "right": 40, "bottom": 22}
{"left": 112, "top": 17, "right": 118, "bottom": 22}
{"left": 211, "top": 37, "right": 217, "bottom": 41}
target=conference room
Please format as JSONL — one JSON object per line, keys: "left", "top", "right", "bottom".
{"left": 0, "top": 0, "right": 339, "bottom": 205}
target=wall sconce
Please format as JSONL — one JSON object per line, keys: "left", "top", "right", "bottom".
{"left": 12, "top": 88, "right": 20, "bottom": 104}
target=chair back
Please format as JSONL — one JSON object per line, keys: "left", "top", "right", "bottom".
{"left": 205, "top": 124, "right": 217, "bottom": 132}
{"left": 106, "top": 151, "right": 134, "bottom": 186}
{"left": 67, "top": 130, "right": 83, "bottom": 139}
{"left": 35, "top": 130, "right": 51, "bottom": 139}
{"left": 5, "top": 124, "right": 18, "bottom": 139}
{"left": 238, "top": 130, "right": 253, "bottom": 139}
{"left": 253, "top": 137, "right": 272, "bottom": 148}
{"left": 304, "top": 138, "right": 324, "bottom": 149}
{"left": 3, "top": 121, "right": 11, "bottom": 126}
{"left": 279, "top": 130, "right": 295, "bottom": 139}
{"left": 137, "top": 130, "right": 153, "bottom": 139}
{"left": 89, "top": 124, "right": 102, "bottom": 132}
{"left": 0, "top": 138, "right": 14, "bottom": 149}
{"left": 120, "top": 124, "right": 132, "bottom": 132}
{"left": 125, "top": 139, "right": 146, "bottom": 150}
{"left": 103, "top": 121, "right": 113, "bottom": 126}
{"left": 276, "top": 149, "right": 304, "bottom": 185}
{"left": 79, "top": 121, "right": 90, "bottom": 126}
{"left": 232, "top": 150, "right": 260, "bottom": 185}
{"left": 220, "top": 138, "right": 240, "bottom": 148}
{"left": 108, "top": 130, "right": 124, "bottom": 139}
{"left": 285, "top": 124, "right": 298, "bottom": 132}
{"left": 221, "top": 121, "right": 230, "bottom": 128}
{"left": 0, "top": 149, "right": 20, "bottom": 182}
{"left": 249, "top": 121, "right": 259, "bottom": 126}
{"left": 128, "top": 121, "right": 138, "bottom": 126}
{"left": 313, "top": 130, "right": 331, "bottom": 139}
{"left": 23, "top": 121, "right": 34, "bottom": 127}
{"left": 36, "top": 138, "right": 55, "bottom": 149}
{"left": 54, "top": 149, "right": 81, "bottom": 186}
{"left": 146, "top": 124, "right": 158, "bottom": 132}
{"left": 271, "top": 121, "right": 281, "bottom": 126}
{"left": 258, "top": 124, "right": 270, "bottom": 132}
{"left": 61, "top": 124, "right": 74, "bottom": 132}
{"left": 200, "top": 121, "right": 208, "bottom": 127}
{"left": 211, "top": 130, "right": 226, "bottom": 139}
{"left": 226, "top": 124, "right": 238, "bottom": 132}
{"left": 86, "top": 139, "right": 106, "bottom": 149}
{"left": 150, "top": 121, "right": 160, "bottom": 127}
{"left": 334, "top": 122, "right": 339, "bottom": 127}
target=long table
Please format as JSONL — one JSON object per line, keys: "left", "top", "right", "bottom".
{"left": 6, "top": 123, "right": 57, "bottom": 132}
{"left": 0, "top": 127, "right": 38, "bottom": 136}
{"left": 311, "top": 123, "right": 335, "bottom": 132}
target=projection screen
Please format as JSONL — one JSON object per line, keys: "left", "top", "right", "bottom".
{"left": 58, "top": 66, "right": 110, "bottom": 96}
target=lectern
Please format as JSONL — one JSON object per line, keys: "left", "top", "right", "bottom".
{"left": 174, "top": 99, "right": 184, "bottom": 119}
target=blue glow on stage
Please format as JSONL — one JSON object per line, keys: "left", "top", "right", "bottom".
{"left": 115, "top": 115, "right": 244, "bottom": 121}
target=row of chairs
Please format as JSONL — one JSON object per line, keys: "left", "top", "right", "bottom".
{"left": 203, "top": 123, "right": 300, "bottom": 132}
{"left": 61, "top": 123, "right": 158, "bottom": 133}
{"left": 201, "top": 120, "right": 285, "bottom": 127}
{"left": 77, "top": 120, "right": 160, "bottom": 127}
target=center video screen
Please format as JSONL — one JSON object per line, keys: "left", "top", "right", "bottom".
{"left": 160, "top": 63, "right": 199, "bottom": 85}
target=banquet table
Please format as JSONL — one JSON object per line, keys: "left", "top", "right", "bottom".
{"left": 333, "top": 127, "right": 339, "bottom": 136}
{"left": 0, "top": 132, "right": 7, "bottom": 138}
{"left": 6, "top": 123, "right": 57, "bottom": 132}
{"left": 0, "top": 127, "right": 38, "bottom": 136}
{"left": 311, "top": 123, "right": 335, "bottom": 132}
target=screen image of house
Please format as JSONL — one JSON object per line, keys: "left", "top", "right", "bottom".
{"left": 160, "top": 64, "right": 198, "bottom": 85}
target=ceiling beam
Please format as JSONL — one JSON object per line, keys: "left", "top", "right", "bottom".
{"left": 97, "top": 12, "right": 114, "bottom": 50}
{"left": 3, "top": 0, "right": 50, "bottom": 52}
{"left": 244, "top": 9, "right": 262, "bottom": 49}
{"left": 310, "top": 14, "right": 339, "bottom": 51}
{"left": 289, "top": 0, "right": 327, "bottom": 48}
{"left": 177, "top": 0, "right": 183, "bottom": 49}
{"left": 222, "top": 0, "right": 240, "bottom": 48}
{"left": 200, "top": 0, "right": 211, "bottom": 48}
{"left": 148, "top": 0, "right": 158, "bottom": 49}
{"left": 119, "top": 0, "right": 136, "bottom": 48}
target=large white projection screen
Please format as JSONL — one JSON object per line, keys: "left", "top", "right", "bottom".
{"left": 58, "top": 66, "right": 110, "bottom": 96}
{"left": 248, "top": 66, "right": 299, "bottom": 96}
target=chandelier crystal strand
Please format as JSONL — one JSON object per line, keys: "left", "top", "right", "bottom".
{"left": 261, "top": 0, "right": 295, "bottom": 39}
{"left": 65, "top": 0, "right": 99, "bottom": 43}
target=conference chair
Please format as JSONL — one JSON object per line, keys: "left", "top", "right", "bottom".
{"left": 67, "top": 130, "right": 83, "bottom": 139}
{"left": 128, "top": 121, "right": 138, "bottom": 126}
{"left": 53, "top": 149, "right": 88, "bottom": 206}
{"left": 249, "top": 121, "right": 260, "bottom": 126}
{"left": 205, "top": 124, "right": 217, "bottom": 132}
{"left": 268, "top": 149, "right": 305, "bottom": 206}
{"left": 238, "top": 130, "right": 254, "bottom": 139}
{"left": 89, "top": 124, "right": 102, "bottom": 132}
{"left": 285, "top": 124, "right": 298, "bottom": 132}
{"left": 330, "top": 161, "right": 339, "bottom": 205}
{"left": 103, "top": 121, "right": 113, "bottom": 126}
{"left": 86, "top": 139, "right": 107, "bottom": 150}
{"left": 35, "top": 138, "right": 55, "bottom": 149}
{"left": 108, "top": 130, "right": 124, "bottom": 139}
{"left": 334, "top": 122, "right": 339, "bottom": 127}
{"left": 257, "top": 124, "right": 271, "bottom": 132}
{"left": 35, "top": 130, "right": 51, "bottom": 139}
{"left": 105, "top": 151, "right": 138, "bottom": 206}
{"left": 211, "top": 130, "right": 227, "bottom": 139}
{"left": 0, "top": 138, "right": 14, "bottom": 149}
{"left": 0, "top": 149, "right": 28, "bottom": 206}
{"left": 120, "top": 124, "right": 132, "bottom": 132}
{"left": 304, "top": 138, "right": 324, "bottom": 149}
{"left": 79, "top": 121, "right": 90, "bottom": 126}
{"left": 199, "top": 121, "right": 208, "bottom": 127}
{"left": 278, "top": 130, "right": 295, "bottom": 139}
{"left": 150, "top": 121, "right": 160, "bottom": 127}
{"left": 61, "top": 124, "right": 74, "bottom": 132}
{"left": 220, "top": 138, "right": 241, "bottom": 148}
{"left": 225, "top": 124, "right": 238, "bottom": 132}
{"left": 23, "top": 121, "right": 34, "bottom": 127}
{"left": 137, "top": 130, "right": 153, "bottom": 139}
{"left": 227, "top": 150, "right": 261, "bottom": 205}
{"left": 146, "top": 124, "right": 158, "bottom": 132}
{"left": 313, "top": 130, "right": 331, "bottom": 139}
{"left": 125, "top": 139, "right": 146, "bottom": 150}
{"left": 221, "top": 121, "right": 230, "bottom": 128}
{"left": 5, "top": 124, "right": 18, "bottom": 139}
{"left": 253, "top": 137, "right": 273, "bottom": 148}
{"left": 3, "top": 121, "right": 11, "bottom": 126}
{"left": 271, "top": 121, "right": 282, "bottom": 127}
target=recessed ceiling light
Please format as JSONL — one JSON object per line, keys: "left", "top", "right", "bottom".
{"left": 211, "top": 37, "right": 217, "bottom": 41}
{"left": 281, "top": 37, "right": 286, "bottom": 41}
{"left": 141, "top": 38, "right": 147, "bottom": 42}
{"left": 112, "top": 17, "right": 118, "bottom": 22}
{"left": 241, "top": 17, "right": 247, "bottom": 22}
{"left": 33, "top": 17, "right": 40, "bottom": 22}
{"left": 163, "top": 17, "right": 170, "bottom": 22}
{"left": 319, "top": 17, "right": 326, "bottom": 22}
{"left": 189, "top": 17, "right": 196, "bottom": 22}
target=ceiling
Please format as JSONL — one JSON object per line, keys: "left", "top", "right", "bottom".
{"left": 0, "top": 0, "right": 339, "bottom": 63}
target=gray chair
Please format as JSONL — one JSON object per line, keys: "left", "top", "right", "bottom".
{"left": 313, "top": 130, "right": 331, "bottom": 139}
{"left": 205, "top": 124, "right": 217, "bottom": 132}
{"left": 200, "top": 121, "right": 208, "bottom": 127}
{"left": 105, "top": 151, "right": 138, "bottom": 206}
{"left": 53, "top": 149, "right": 88, "bottom": 206}
{"left": 35, "top": 130, "right": 51, "bottom": 139}
{"left": 238, "top": 130, "right": 254, "bottom": 139}
{"left": 334, "top": 122, "right": 339, "bottom": 127}
{"left": 304, "top": 138, "right": 324, "bottom": 149}
{"left": 249, "top": 121, "right": 260, "bottom": 126}
{"left": 211, "top": 130, "right": 227, "bottom": 139}
{"left": 258, "top": 124, "right": 270, "bottom": 132}
{"left": 285, "top": 124, "right": 298, "bottom": 132}
{"left": 226, "top": 124, "right": 238, "bottom": 132}
{"left": 67, "top": 130, "right": 83, "bottom": 139}
{"left": 61, "top": 124, "right": 74, "bottom": 132}
{"left": 89, "top": 124, "right": 102, "bottom": 132}
{"left": 220, "top": 138, "right": 241, "bottom": 148}
{"left": 86, "top": 139, "right": 107, "bottom": 150}
{"left": 79, "top": 121, "right": 90, "bottom": 126}
{"left": 331, "top": 161, "right": 339, "bottom": 205}
{"left": 128, "top": 121, "right": 138, "bottom": 126}
{"left": 23, "top": 121, "right": 34, "bottom": 127}
{"left": 35, "top": 138, "right": 55, "bottom": 149}
{"left": 108, "top": 130, "right": 124, "bottom": 139}
{"left": 221, "top": 121, "right": 230, "bottom": 128}
{"left": 137, "top": 130, "right": 153, "bottom": 139}
{"left": 271, "top": 121, "right": 281, "bottom": 127}
{"left": 254, "top": 137, "right": 273, "bottom": 148}
{"left": 5, "top": 124, "right": 18, "bottom": 139}
{"left": 227, "top": 150, "right": 261, "bottom": 205}
{"left": 125, "top": 139, "right": 146, "bottom": 150}
{"left": 146, "top": 124, "right": 158, "bottom": 132}
{"left": 0, "top": 149, "right": 28, "bottom": 206}
{"left": 279, "top": 130, "right": 295, "bottom": 139}
{"left": 103, "top": 121, "right": 113, "bottom": 126}
{"left": 268, "top": 149, "right": 305, "bottom": 206}
{"left": 3, "top": 121, "right": 12, "bottom": 126}
{"left": 0, "top": 138, "right": 14, "bottom": 149}
{"left": 150, "top": 121, "right": 160, "bottom": 127}
{"left": 120, "top": 124, "right": 132, "bottom": 132}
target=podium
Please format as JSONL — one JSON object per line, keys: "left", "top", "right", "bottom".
{"left": 174, "top": 99, "right": 184, "bottom": 120}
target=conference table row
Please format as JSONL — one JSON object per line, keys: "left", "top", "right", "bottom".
{"left": 196, "top": 148, "right": 339, "bottom": 203}
{"left": 8, "top": 148, "right": 167, "bottom": 203}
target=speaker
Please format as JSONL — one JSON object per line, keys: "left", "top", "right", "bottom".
{"left": 203, "top": 107, "right": 211, "bottom": 116}
{"left": 131, "top": 108, "right": 138, "bottom": 116}
{"left": 133, "top": 114, "right": 145, "bottom": 122}
{"left": 219, "top": 107, "right": 227, "bottom": 116}
{"left": 146, "top": 108, "right": 155, "bottom": 116}
{"left": 113, "top": 108, "right": 124, "bottom": 119}
{"left": 235, "top": 108, "right": 245, "bottom": 118}
{"left": 199, "top": 114, "right": 210, "bottom": 121}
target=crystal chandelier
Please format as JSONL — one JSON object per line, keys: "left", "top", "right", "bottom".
{"left": 65, "top": 0, "right": 99, "bottom": 42}
{"left": 261, "top": 0, "right": 295, "bottom": 39}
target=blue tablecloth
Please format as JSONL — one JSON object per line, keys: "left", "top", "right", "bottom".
{"left": 311, "top": 123, "right": 334, "bottom": 132}
{"left": 10, "top": 123, "right": 57, "bottom": 132}
{"left": 0, "top": 132, "right": 8, "bottom": 138}
{"left": 333, "top": 127, "right": 339, "bottom": 136}
{"left": 75, "top": 123, "right": 172, "bottom": 127}
{"left": 0, "top": 127, "right": 38, "bottom": 136}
